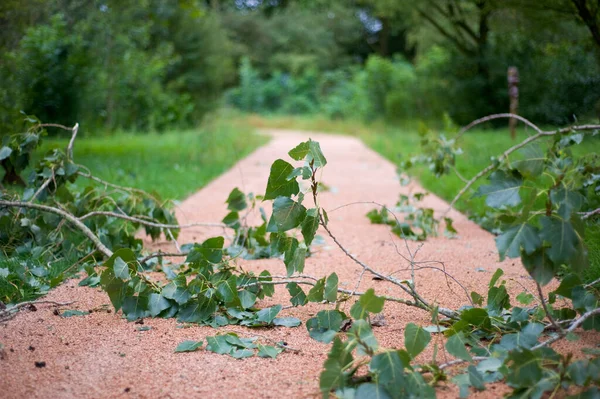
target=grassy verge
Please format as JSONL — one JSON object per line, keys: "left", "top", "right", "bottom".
{"left": 1, "top": 116, "right": 266, "bottom": 304}
{"left": 42, "top": 116, "right": 268, "bottom": 200}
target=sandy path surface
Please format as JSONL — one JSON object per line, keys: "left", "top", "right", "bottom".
{"left": 0, "top": 130, "right": 596, "bottom": 399}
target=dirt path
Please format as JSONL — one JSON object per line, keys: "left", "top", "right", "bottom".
{"left": 0, "top": 130, "right": 595, "bottom": 399}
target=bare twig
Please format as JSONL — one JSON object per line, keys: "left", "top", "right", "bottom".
{"left": 166, "top": 229, "right": 182, "bottom": 253}
{"left": 585, "top": 276, "right": 600, "bottom": 289}
{"left": 580, "top": 208, "right": 600, "bottom": 220}
{"left": 532, "top": 307, "right": 600, "bottom": 350}
{"left": 456, "top": 113, "right": 543, "bottom": 138}
{"left": 79, "top": 210, "right": 225, "bottom": 229}
{"left": 67, "top": 123, "right": 79, "bottom": 160}
{"left": 536, "top": 282, "right": 563, "bottom": 334}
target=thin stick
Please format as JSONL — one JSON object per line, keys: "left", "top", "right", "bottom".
{"left": 79, "top": 210, "right": 225, "bottom": 229}
{"left": 67, "top": 123, "right": 79, "bottom": 160}
{"left": 580, "top": 208, "right": 600, "bottom": 220}
{"left": 456, "top": 113, "right": 543, "bottom": 138}
{"left": 536, "top": 282, "right": 563, "bottom": 334}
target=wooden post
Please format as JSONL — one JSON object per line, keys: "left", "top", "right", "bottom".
{"left": 508, "top": 66, "right": 519, "bottom": 139}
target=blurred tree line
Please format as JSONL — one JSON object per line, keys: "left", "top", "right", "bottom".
{"left": 1, "top": 0, "right": 599, "bottom": 133}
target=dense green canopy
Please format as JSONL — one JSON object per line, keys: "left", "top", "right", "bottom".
{"left": 1, "top": 0, "right": 599, "bottom": 132}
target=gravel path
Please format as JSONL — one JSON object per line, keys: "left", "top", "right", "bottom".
{"left": 0, "top": 130, "right": 595, "bottom": 398}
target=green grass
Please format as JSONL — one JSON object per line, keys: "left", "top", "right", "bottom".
{"left": 41, "top": 116, "right": 268, "bottom": 200}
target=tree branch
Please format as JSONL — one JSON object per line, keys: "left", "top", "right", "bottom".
{"left": 0, "top": 200, "right": 113, "bottom": 258}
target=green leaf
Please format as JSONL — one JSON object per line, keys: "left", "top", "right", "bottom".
{"left": 122, "top": 295, "right": 150, "bottom": 321}
{"left": 266, "top": 197, "right": 307, "bottom": 232}
{"left": 286, "top": 282, "right": 308, "bottom": 306}
{"left": 320, "top": 337, "right": 354, "bottom": 394}
{"left": 505, "top": 348, "right": 543, "bottom": 387}
{"left": 162, "top": 278, "right": 192, "bottom": 305}
{"left": 513, "top": 144, "right": 545, "bottom": 178}
{"left": 446, "top": 332, "right": 473, "bottom": 362}
{"left": 370, "top": 350, "right": 406, "bottom": 387}
{"left": 306, "top": 310, "right": 345, "bottom": 343}
{"left": 288, "top": 142, "right": 310, "bottom": 160}
{"left": 307, "top": 140, "right": 327, "bottom": 168}
{"left": 404, "top": 323, "right": 431, "bottom": 359}
{"left": 100, "top": 269, "right": 129, "bottom": 311}
{"left": 273, "top": 317, "right": 301, "bottom": 327}
{"left": 256, "top": 305, "right": 282, "bottom": 324}
{"left": 487, "top": 285, "right": 510, "bottom": 316}
{"left": 206, "top": 335, "right": 234, "bottom": 355}
{"left": 177, "top": 297, "right": 216, "bottom": 323}
{"left": 522, "top": 248, "right": 556, "bottom": 286}
{"left": 495, "top": 223, "right": 541, "bottom": 261}
{"left": 460, "top": 308, "right": 492, "bottom": 330}
{"left": 324, "top": 273, "right": 339, "bottom": 303}
{"left": 307, "top": 278, "right": 325, "bottom": 302}
{"left": 350, "top": 288, "right": 385, "bottom": 320}
{"left": 471, "top": 291, "right": 484, "bottom": 306}
{"left": 113, "top": 257, "right": 130, "bottom": 280}
{"left": 238, "top": 290, "right": 257, "bottom": 309}
{"left": 348, "top": 320, "right": 379, "bottom": 355}
{"left": 287, "top": 166, "right": 312, "bottom": 180}
{"left": 216, "top": 276, "right": 238, "bottom": 305}
{"left": 225, "top": 187, "right": 247, "bottom": 211}
{"left": 283, "top": 238, "right": 306, "bottom": 276}
{"left": 489, "top": 268, "right": 504, "bottom": 288}
{"left": 474, "top": 170, "right": 522, "bottom": 208}
{"left": 499, "top": 323, "right": 543, "bottom": 350}
{"left": 231, "top": 349, "right": 254, "bottom": 359}
{"left": 0, "top": 146, "right": 12, "bottom": 161}
{"left": 301, "top": 208, "right": 320, "bottom": 246}
{"left": 175, "top": 340, "right": 203, "bottom": 353}
{"left": 539, "top": 216, "right": 579, "bottom": 265}
{"left": 516, "top": 292, "right": 535, "bottom": 305}
{"left": 553, "top": 274, "right": 582, "bottom": 299}
{"left": 264, "top": 159, "right": 299, "bottom": 200}
{"left": 258, "top": 270, "right": 275, "bottom": 297}
{"left": 222, "top": 211, "right": 240, "bottom": 229}
{"left": 355, "top": 383, "right": 392, "bottom": 399}
{"left": 257, "top": 344, "right": 282, "bottom": 358}
{"left": 186, "top": 236, "right": 225, "bottom": 265}
{"left": 468, "top": 365, "right": 486, "bottom": 391}
{"left": 224, "top": 334, "right": 257, "bottom": 349}
{"left": 148, "top": 293, "right": 171, "bottom": 317}
{"left": 551, "top": 188, "right": 584, "bottom": 218}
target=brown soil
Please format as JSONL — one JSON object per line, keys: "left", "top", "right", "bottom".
{"left": 0, "top": 130, "right": 596, "bottom": 399}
